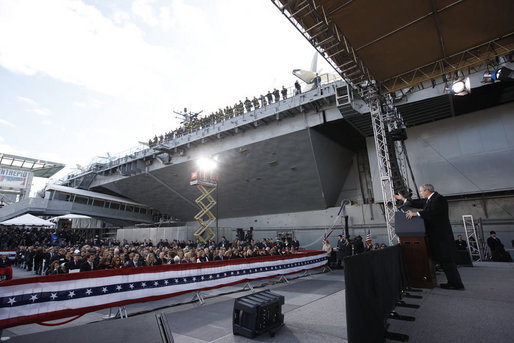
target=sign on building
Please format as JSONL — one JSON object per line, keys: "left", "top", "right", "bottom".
{"left": 0, "top": 167, "right": 33, "bottom": 192}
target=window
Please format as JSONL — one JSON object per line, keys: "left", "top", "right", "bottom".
{"left": 75, "top": 197, "right": 88, "bottom": 205}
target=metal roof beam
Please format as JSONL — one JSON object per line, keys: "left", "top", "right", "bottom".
{"left": 431, "top": 0, "right": 448, "bottom": 61}
{"left": 327, "top": 0, "right": 354, "bottom": 16}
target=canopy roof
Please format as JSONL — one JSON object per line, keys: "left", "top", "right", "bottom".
{"left": 0, "top": 213, "right": 55, "bottom": 226}
{"left": 274, "top": 0, "right": 514, "bottom": 93}
{"left": 0, "top": 153, "right": 65, "bottom": 178}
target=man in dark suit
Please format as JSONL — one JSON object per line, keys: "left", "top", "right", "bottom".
{"left": 68, "top": 254, "right": 82, "bottom": 270}
{"left": 219, "top": 236, "right": 230, "bottom": 249}
{"left": 455, "top": 235, "right": 468, "bottom": 250}
{"left": 127, "top": 253, "right": 145, "bottom": 268}
{"left": 44, "top": 247, "right": 59, "bottom": 266}
{"left": 213, "top": 250, "right": 225, "bottom": 261}
{"left": 487, "top": 231, "right": 513, "bottom": 262}
{"left": 353, "top": 236, "right": 364, "bottom": 255}
{"left": 394, "top": 184, "right": 465, "bottom": 290}
{"left": 80, "top": 254, "right": 96, "bottom": 272}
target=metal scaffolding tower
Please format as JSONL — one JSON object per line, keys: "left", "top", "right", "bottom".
{"left": 462, "top": 215, "right": 489, "bottom": 262}
{"left": 370, "top": 97, "right": 396, "bottom": 245}
{"left": 369, "top": 94, "right": 410, "bottom": 245}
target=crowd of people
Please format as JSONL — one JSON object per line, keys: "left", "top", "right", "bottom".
{"left": 1, "top": 226, "right": 301, "bottom": 278}
{"left": 321, "top": 234, "right": 388, "bottom": 268}
{"left": 148, "top": 81, "right": 302, "bottom": 147}
{"left": 1, "top": 226, "right": 86, "bottom": 250}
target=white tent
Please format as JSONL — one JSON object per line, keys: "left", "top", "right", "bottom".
{"left": 0, "top": 213, "right": 55, "bottom": 227}
{"left": 49, "top": 214, "right": 92, "bottom": 222}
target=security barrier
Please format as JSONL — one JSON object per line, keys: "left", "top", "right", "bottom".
{"left": 0, "top": 251, "right": 326, "bottom": 329}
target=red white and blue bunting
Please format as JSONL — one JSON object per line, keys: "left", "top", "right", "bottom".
{"left": 0, "top": 250, "right": 16, "bottom": 260}
{"left": 0, "top": 251, "right": 326, "bottom": 329}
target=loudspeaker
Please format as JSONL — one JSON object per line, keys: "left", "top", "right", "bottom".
{"left": 233, "top": 289, "right": 284, "bottom": 338}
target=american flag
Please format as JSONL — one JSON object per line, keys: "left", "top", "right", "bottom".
{"left": 366, "top": 230, "right": 372, "bottom": 242}
{"left": 0, "top": 251, "right": 327, "bottom": 329}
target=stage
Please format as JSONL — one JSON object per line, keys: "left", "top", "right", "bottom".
{"left": 3, "top": 262, "right": 513, "bottom": 343}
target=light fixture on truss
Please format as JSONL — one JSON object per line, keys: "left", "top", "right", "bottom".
{"left": 449, "top": 77, "right": 471, "bottom": 96}
{"left": 482, "top": 66, "right": 514, "bottom": 83}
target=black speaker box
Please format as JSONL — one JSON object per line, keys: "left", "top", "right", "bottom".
{"left": 233, "top": 289, "right": 284, "bottom": 338}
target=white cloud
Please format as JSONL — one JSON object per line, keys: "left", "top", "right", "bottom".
{"left": 17, "top": 95, "right": 52, "bottom": 116}
{"left": 71, "top": 101, "right": 87, "bottom": 107}
{"left": 72, "top": 98, "right": 103, "bottom": 108}
{"left": 168, "top": 0, "right": 209, "bottom": 35}
{"left": 38, "top": 152, "right": 64, "bottom": 163}
{"left": 113, "top": 10, "right": 131, "bottom": 25}
{"left": 17, "top": 96, "right": 37, "bottom": 106}
{"left": 32, "top": 108, "right": 53, "bottom": 116}
{"left": 131, "top": 0, "right": 180, "bottom": 30}
{"left": 0, "top": 143, "right": 26, "bottom": 156}
{"left": 0, "top": 119, "right": 15, "bottom": 127}
{"left": 0, "top": 0, "right": 178, "bottom": 103}
{"left": 132, "top": 0, "right": 160, "bottom": 27}
{"left": 0, "top": 136, "right": 4, "bottom": 143}
{"left": 0, "top": 0, "right": 334, "bottom": 169}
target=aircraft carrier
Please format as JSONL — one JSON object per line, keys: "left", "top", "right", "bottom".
{"left": 54, "top": 73, "right": 514, "bottom": 247}
{"left": 1, "top": 0, "right": 513, "bottom": 248}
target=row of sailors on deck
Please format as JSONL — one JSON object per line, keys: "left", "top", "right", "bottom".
{"left": 148, "top": 80, "right": 302, "bottom": 147}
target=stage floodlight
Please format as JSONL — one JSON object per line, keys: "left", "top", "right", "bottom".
{"left": 482, "top": 67, "right": 514, "bottom": 83}
{"left": 450, "top": 77, "right": 471, "bottom": 96}
{"left": 495, "top": 67, "right": 513, "bottom": 81}
{"left": 197, "top": 157, "right": 217, "bottom": 172}
{"left": 481, "top": 72, "right": 493, "bottom": 83}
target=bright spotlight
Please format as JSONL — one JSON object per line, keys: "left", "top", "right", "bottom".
{"left": 450, "top": 77, "right": 471, "bottom": 96}
{"left": 482, "top": 67, "right": 514, "bottom": 83}
{"left": 495, "top": 67, "right": 514, "bottom": 81}
{"left": 197, "top": 157, "right": 217, "bottom": 172}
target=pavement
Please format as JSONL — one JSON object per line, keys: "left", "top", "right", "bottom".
{"left": 2, "top": 261, "right": 513, "bottom": 343}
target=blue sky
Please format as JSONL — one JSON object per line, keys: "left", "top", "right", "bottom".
{"left": 0, "top": 0, "right": 333, "bottom": 188}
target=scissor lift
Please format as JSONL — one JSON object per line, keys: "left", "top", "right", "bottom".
{"left": 190, "top": 170, "right": 217, "bottom": 244}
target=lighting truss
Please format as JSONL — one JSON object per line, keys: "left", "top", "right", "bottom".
{"left": 381, "top": 37, "right": 514, "bottom": 93}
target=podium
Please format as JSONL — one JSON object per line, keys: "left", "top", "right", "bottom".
{"left": 395, "top": 212, "right": 436, "bottom": 288}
